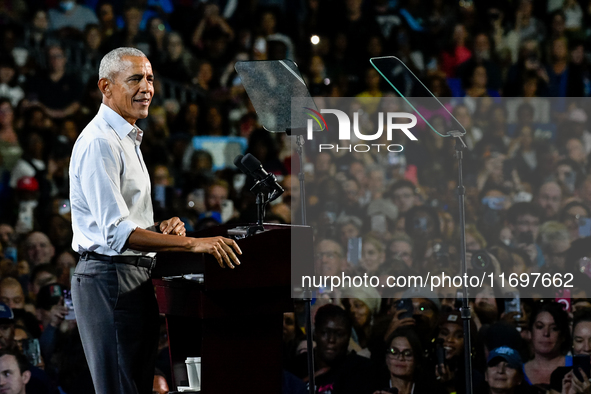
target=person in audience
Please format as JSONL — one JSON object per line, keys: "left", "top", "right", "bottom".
{"left": 373, "top": 327, "right": 445, "bottom": 394}
{"left": 523, "top": 302, "right": 571, "bottom": 386}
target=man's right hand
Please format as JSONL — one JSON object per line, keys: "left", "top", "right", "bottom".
{"left": 189, "top": 236, "right": 242, "bottom": 269}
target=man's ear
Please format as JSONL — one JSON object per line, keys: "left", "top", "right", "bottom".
{"left": 22, "top": 370, "right": 31, "bottom": 384}
{"left": 98, "top": 78, "right": 112, "bottom": 98}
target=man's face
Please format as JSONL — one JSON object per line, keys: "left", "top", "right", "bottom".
{"left": 25, "top": 232, "right": 54, "bottom": 266}
{"left": 48, "top": 46, "right": 66, "bottom": 73}
{"left": 0, "top": 285, "right": 24, "bottom": 311}
{"left": 102, "top": 56, "right": 154, "bottom": 124}
{"left": 0, "top": 323, "right": 14, "bottom": 350}
{"left": 485, "top": 360, "right": 522, "bottom": 391}
{"left": 392, "top": 186, "right": 415, "bottom": 213}
{"left": 536, "top": 183, "right": 562, "bottom": 219}
{"left": 0, "top": 354, "right": 30, "bottom": 394}
{"left": 206, "top": 185, "right": 227, "bottom": 212}
{"left": 315, "top": 317, "right": 350, "bottom": 364}
{"left": 315, "top": 240, "right": 344, "bottom": 276}
{"left": 513, "top": 214, "right": 540, "bottom": 241}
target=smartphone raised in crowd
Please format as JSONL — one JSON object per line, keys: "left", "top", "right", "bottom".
{"left": 573, "top": 354, "right": 591, "bottom": 382}
{"left": 63, "top": 289, "right": 76, "bottom": 320}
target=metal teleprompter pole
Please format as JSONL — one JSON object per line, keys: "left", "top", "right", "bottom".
{"left": 449, "top": 130, "right": 473, "bottom": 394}
{"left": 296, "top": 134, "right": 315, "bottom": 394}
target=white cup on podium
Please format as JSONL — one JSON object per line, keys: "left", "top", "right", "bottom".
{"left": 185, "top": 357, "right": 201, "bottom": 390}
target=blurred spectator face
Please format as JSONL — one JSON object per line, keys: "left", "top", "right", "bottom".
{"left": 197, "top": 62, "right": 213, "bottom": 86}
{"left": 474, "top": 285, "right": 498, "bottom": 324}
{"left": 281, "top": 175, "right": 300, "bottom": 207}
{"left": 85, "top": 26, "right": 102, "bottom": 50}
{"left": 0, "top": 354, "right": 29, "bottom": 392}
{"left": 0, "top": 101, "right": 13, "bottom": 127}
{"left": 513, "top": 214, "right": 540, "bottom": 241}
{"left": 47, "top": 46, "right": 66, "bottom": 73}
{"left": 0, "top": 64, "right": 15, "bottom": 85}
{"left": 0, "top": 281, "right": 24, "bottom": 310}
{"left": 392, "top": 186, "right": 415, "bottom": 214}
{"left": 360, "top": 240, "right": 385, "bottom": 274}
{"left": 474, "top": 33, "right": 490, "bottom": 61}
{"left": 30, "top": 271, "right": 57, "bottom": 296}
{"left": 25, "top": 232, "right": 55, "bottom": 266}
{"left": 149, "top": 18, "right": 166, "bottom": 40}
{"left": 61, "top": 119, "right": 78, "bottom": 142}
{"left": 315, "top": 316, "right": 349, "bottom": 364}
{"left": 0, "top": 224, "right": 13, "bottom": 249}
{"left": 471, "top": 66, "right": 487, "bottom": 89}
{"left": 315, "top": 240, "right": 344, "bottom": 276}
{"left": 98, "top": 3, "right": 114, "bottom": 23}
{"left": 13, "top": 328, "right": 27, "bottom": 352}
{"left": 349, "top": 162, "right": 366, "bottom": 188}
{"left": 343, "top": 180, "right": 360, "bottom": 205}
{"left": 386, "top": 336, "right": 415, "bottom": 379}
{"left": 153, "top": 165, "right": 171, "bottom": 186}
{"left": 56, "top": 251, "right": 76, "bottom": 286}
{"left": 205, "top": 185, "right": 227, "bottom": 212}
{"left": 466, "top": 233, "right": 482, "bottom": 252}
{"left": 0, "top": 323, "right": 14, "bottom": 350}
{"left": 365, "top": 68, "right": 381, "bottom": 91}
{"left": 545, "top": 238, "right": 570, "bottom": 271}
{"left": 452, "top": 24, "right": 467, "bottom": 45}
{"left": 567, "top": 138, "right": 586, "bottom": 164}
{"left": 32, "top": 10, "right": 48, "bottom": 31}
{"left": 283, "top": 312, "right": 296, "bottom": 342}
{"left": 552, "top": 38, "right": 568, "bottom": 62}
{"left": 552, "top": 13, "right": 566, "bottom": 36}
{"left": 261, "top": 12, "right": 276, "bottom": 35}
{"left": 315, "top": 152, "right": 331, "bottom": 178}
{"left": 348, "top": 299, "right": 371, "bottom": 328}
{"left": 167, "top": 33, "right": 184, "bottom": 60}
{"left": 453, "top": 106, "right": 472, "bottom": 129}
{"left": 555, "top": 163, "right": 575, "bottom": 187}
{"left": 389, "top": 240, "right": 413, "bottom": 268}
{"left": 124, "top": 7, "right": 142, "bottom": 33}
{"left": 485, "top": 360, "right": 522, "bottom": 392}
{"left": 536, "top": 182, "right": 562, "bottom": 219}
{"left": 531, "top": 312, "right": 561, "bottom": 356}
{"left": 367, "top": 36, "right": 383, "bottom": 57}
{"left": 573, "top": 321, "right": 591, "bottom": 356}
{"left": 438, "top": 321, "right": 463, "bottom": 359}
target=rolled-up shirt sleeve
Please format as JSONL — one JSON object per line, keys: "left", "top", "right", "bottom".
{"left": 77, "top": 138, "right": 139, "bottom": 253}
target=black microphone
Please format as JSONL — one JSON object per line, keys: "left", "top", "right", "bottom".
{"left": 233, "top": 154, "right": 254, "bottom": 177}
{"left": 241, "top": 153, "right": 268, "bottom": 181}
{"left": 241, "top": 153, "right": 284, "bottom": 201}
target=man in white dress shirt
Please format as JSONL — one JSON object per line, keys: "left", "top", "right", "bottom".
{"left": 69, "top": 47, "right": 242, "bottom": 394}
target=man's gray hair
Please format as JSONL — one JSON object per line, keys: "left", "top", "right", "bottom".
{"left": 99, "top": 47, "right": 146, "bottom": 81}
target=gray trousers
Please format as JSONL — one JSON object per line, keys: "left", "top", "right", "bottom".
{"left": 72, "top": 258, "right": 160, "bottom": 394}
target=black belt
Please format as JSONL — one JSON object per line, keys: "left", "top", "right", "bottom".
{"left": 82, "top": 252, "right": 156, "bottom": 269}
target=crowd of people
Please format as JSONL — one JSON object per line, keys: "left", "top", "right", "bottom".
{"left": 0, "top": 0, "right": 591, "bottom": 393}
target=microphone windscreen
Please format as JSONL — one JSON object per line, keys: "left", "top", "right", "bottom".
{"left": 233, "top": 154, "right": 245, "bottom": 168}
{"left": 241, "top": 153, "right": 262, "bottom": 172}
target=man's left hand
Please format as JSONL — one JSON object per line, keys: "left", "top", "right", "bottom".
{"left": 160, "top": 217, "right": 186, "bottom": 236}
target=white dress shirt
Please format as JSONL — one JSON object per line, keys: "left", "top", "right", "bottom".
{"left": 70, "top": 103, "right": 154, "bottom": 256}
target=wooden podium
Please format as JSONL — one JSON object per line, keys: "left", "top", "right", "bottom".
{"left": 152, "top": 223, "right": 314, "bottom": 393}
